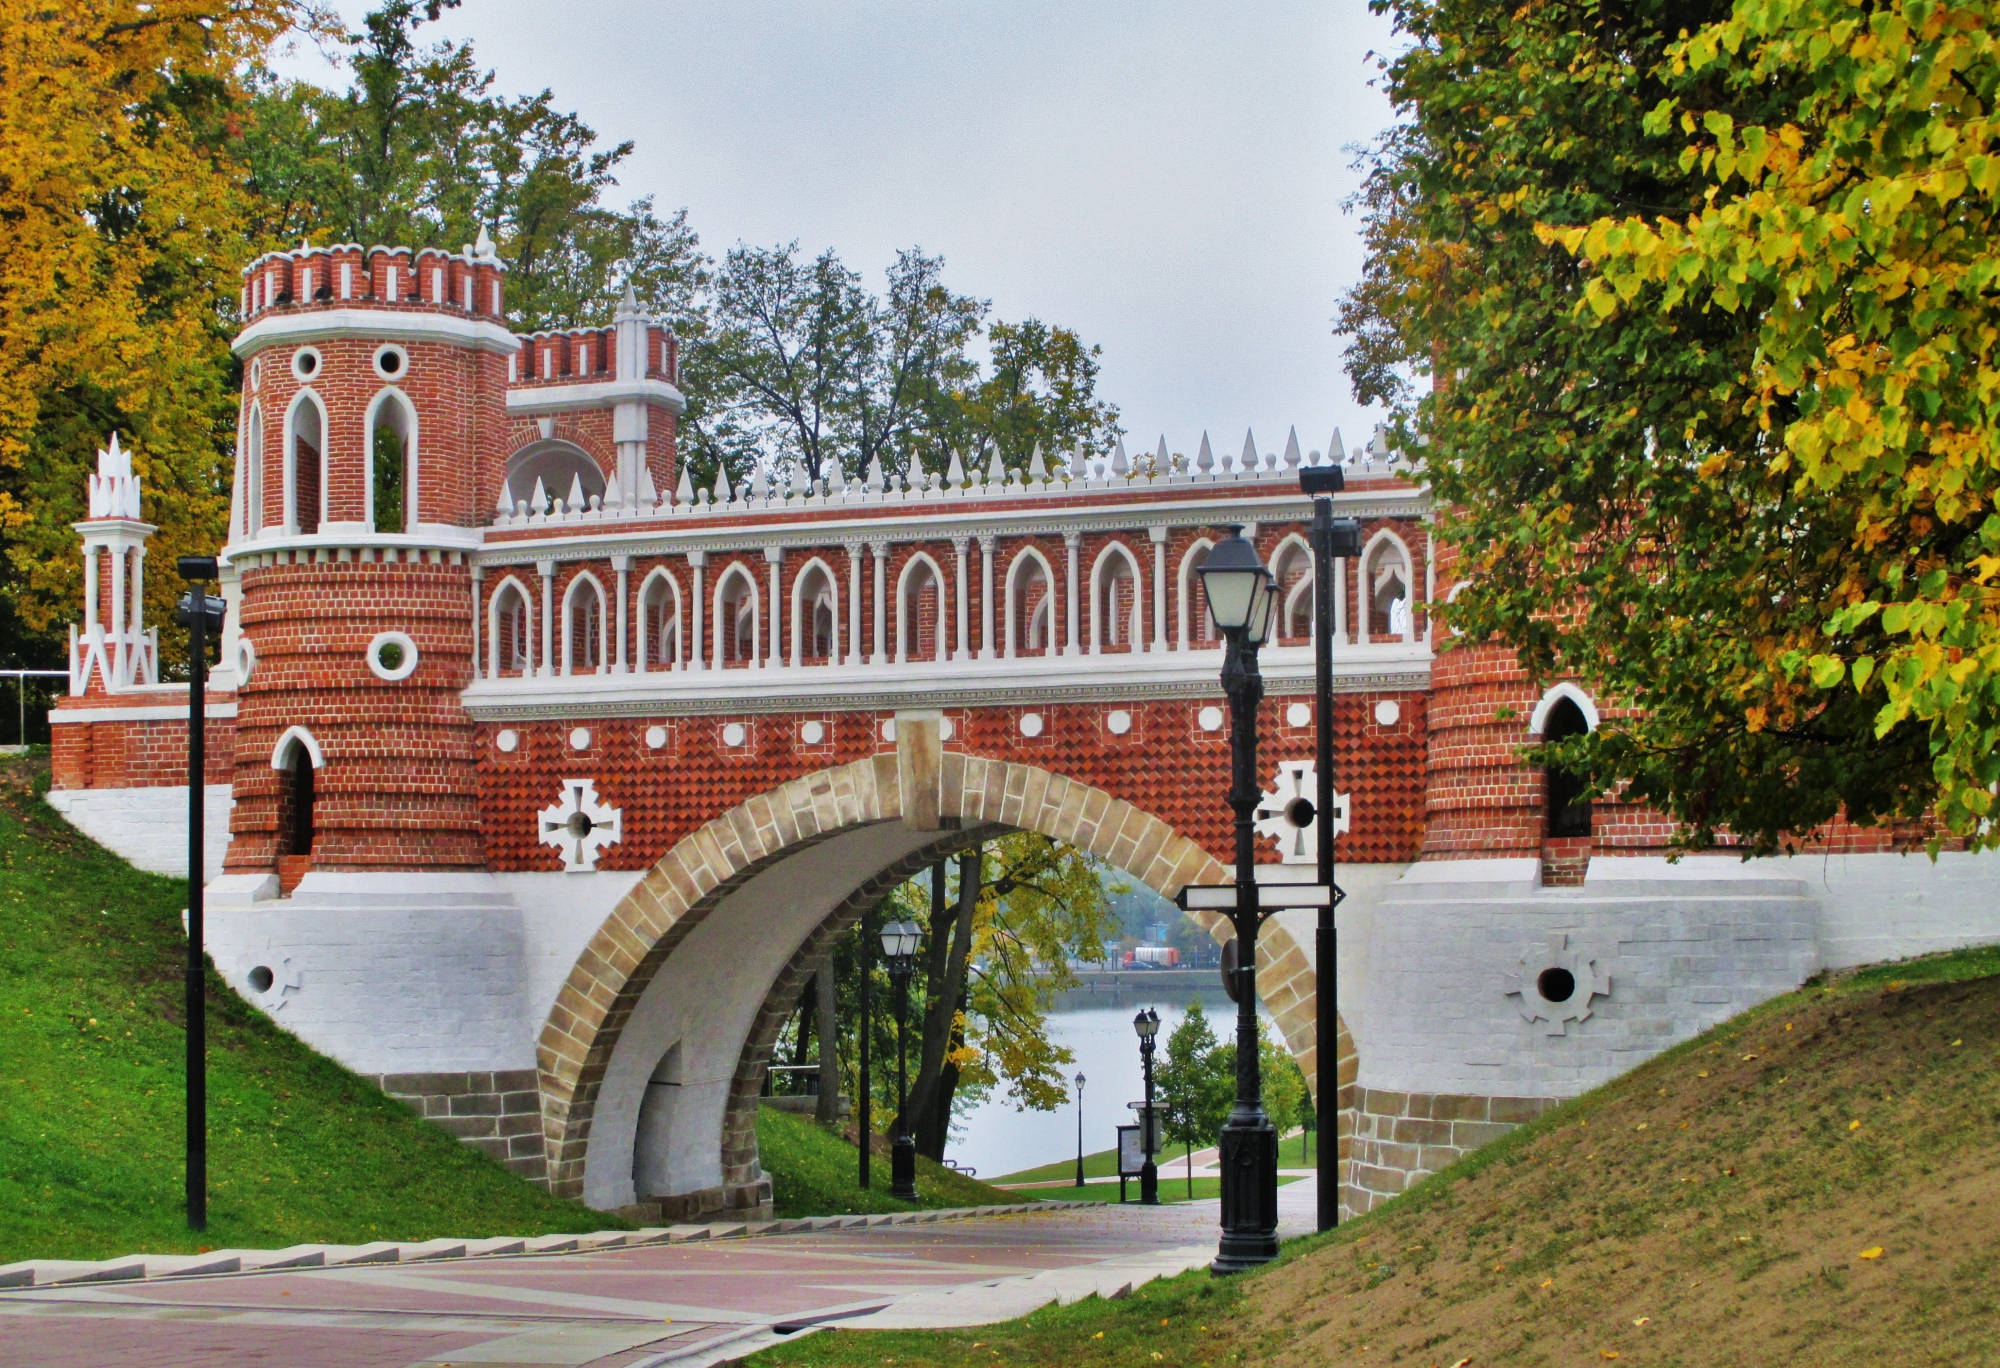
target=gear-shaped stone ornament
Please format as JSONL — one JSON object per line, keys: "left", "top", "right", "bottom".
{"left": 1254, "top": 761, "right": 1349, "bottom": 865}
{"left": 1507, "top": 932, "right": 1611, "bottom": 1035}
{"left": 238, "top": 942, "right": 302, "bottom": 1014}
{"left": 539, "top": 778, "right": 623, "bottom": 872}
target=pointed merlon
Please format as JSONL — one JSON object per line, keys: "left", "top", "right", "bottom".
{"left": 1028, "top": 442, "right": 1048, "bottom": 483}
{"left": 1195, "top": 432, "right": 1214, "bottom": 475}
{"left": 1282, "top": 427, "right": 1303, "bottom": 469}
{"left": 713, "top": 463, "right": 733, "bottom": 503}
{"left": 675, "top": 465, "right": 694, "bottom": 505}
{"left": 829, "top": 461, "right": 847, "bottom": 493}
{"left": 751, "top": 463, "right": 771, "bottom": 500}
{"left": 1328, "top": 427, "right": 1347, "bottom": 463}
{"left": 1155, "top": 436, "right": 1171, "bottom": 474}
{"left": 907, "top": 448, "right": 927, "bottom": 489}
{"left": 495, "top": 481, "right": 514, "bottom": 516}
{"left": 530, "top": 476, "right": 550, "bottom": 514}
{"left": 615, "top": 279, "right": 641, "bottom": 319}
{"left": 1111, "top": 436, "right": 1130, "bottom": 476}
{"left": 1240, "top": 429, "right": 1259, "bottom": 474}
{"left": 985, "top": 439, "right": 1005, "bottom": 484}
{"left": 866, "top": 454, "right": 885, "bottom": 491}
{"left": 1368, "top": 423, "right": 1391, "bottom": 460}
{"left": 474, "top": 224, "right": 496, "bottom": 260}
{"left": 565, "top": 472, "right": 587, "bottom": 512}
{"left": 947, "top": 447, "right": 966, "bottom": 487}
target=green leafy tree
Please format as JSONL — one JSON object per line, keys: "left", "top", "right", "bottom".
{"left": 1258, "top": 1019, "right": 1308, "bottom": 1163}
{"left": 1156, "top": 1002, "right": 1231, "bottom": 1196}
{"left": 1337, "top": 0, "right": 1952, "bottom": 853}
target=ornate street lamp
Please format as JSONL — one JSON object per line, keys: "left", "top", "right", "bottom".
{"left": 879, "top": 917, "right": 923, "bottom": 1201}
{"left": 1198, "top": 528, "right": 1282, "bottom": 1273}
{"left": 1073, "top": 1070, "right": 1087, "bottom": 1187}
{"left": 1133, "top": 1007, "right": 1161, "bottom": 1205}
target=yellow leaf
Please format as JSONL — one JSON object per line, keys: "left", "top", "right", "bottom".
{"left": 1632, "top": 1316, "right": 1651, "bottom": 1326}
{"left": 1450, "top": 1358, "right": 1474, "bottom": 1368}
{"left": 1092, "top": 1332, "right": 1104, "bottom": 1340}
{"left": 1859, "top": 1246, "right": 1884, "bottom": 1260}
{"left": 1600, "top": 1351, "right": 1621, "bottom": 1361}
{"left": 1540, "top": 1277, "right": 1555, "bottom": 1289}
{"left": 1952, "top": 1039, "right": 1963, "bottom": 1047}
{"left": 1849, "top": 1120, "right": 1862, "bottom": 1131}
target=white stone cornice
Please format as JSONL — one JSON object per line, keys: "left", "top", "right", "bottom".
{"left": 507, "top": 377, "right": 687, "bottom": 417}
{"left": 233, "top": 308, "right": 520, "bottom": 357}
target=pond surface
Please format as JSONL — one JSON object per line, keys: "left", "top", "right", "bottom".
{"left": 944, "top": 990, "right": 1269, "bottom": 1179}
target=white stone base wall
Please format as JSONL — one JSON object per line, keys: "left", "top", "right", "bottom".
{"left": 45, "top": 784, "right": 233, "bottom": 882}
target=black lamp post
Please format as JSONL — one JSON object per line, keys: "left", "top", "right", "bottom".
{"left": 174, "top": 556, "right": 224, "bottom": 1232}
{"left": 879, "top": 917, "right": 922, "bottom": 1201}
{"left": 1199, "top": 528, "right": 1282, "bottom": 1274}
{"left": 1073, "top": 1070, "right": 1087, "bottom": 1187}
{"left": 1300, "top": 466, "right": 1363, "bottom": 1231}
{"left": 1133, "top": 1007, "right": 1160, "bottom": 1205}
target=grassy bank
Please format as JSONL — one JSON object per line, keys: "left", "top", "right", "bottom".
{"left": 747, "top": 942, "right": 2000, "bottom": 1366}
{"left": 758, "top": 1105, "right": 1035, "bottom": 1216}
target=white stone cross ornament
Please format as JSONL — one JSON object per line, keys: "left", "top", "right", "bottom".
{"left": 539, "top": 778, "right": 624, "bottom": 872}
{"left": 1254, "top": 761, "right": 1349, "bottom": 865}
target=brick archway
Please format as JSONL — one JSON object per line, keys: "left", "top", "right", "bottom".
{"left": 536, "top": 751, "right": 1346, "bottom": 1211}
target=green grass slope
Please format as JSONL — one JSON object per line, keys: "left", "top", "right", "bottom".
{"left": 757, "top": 1105, "right": 1034, "bottom": 1217}
{"left": 748, "top": 943, "right": 2000, "bottom": 1368}
{"left": 0, "top": 754, "right": 619, "bottom": 1263}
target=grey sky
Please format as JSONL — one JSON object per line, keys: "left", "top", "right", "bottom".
{"left": 278, "top": 2, "right": 1403, "bottom": 460}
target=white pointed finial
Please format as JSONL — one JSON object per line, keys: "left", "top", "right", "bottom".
{"left": 907, "top": 448, "right": 927, "bottom": 490}
{"left": 1111, "top": 436, "right": 1130, "bottom": 476}
{"left": 1328, "top": 428, "right": 1347, "bottom": 464}
{"left": 88, "top": 432, "right": 143, "bottom": 519}
{"left": 985, "top": 439, "right": 1005, "bottom": 484}
{"left": 1282, "top": 427, "right": 1303, "bottom": 469}
{"left": 474, "top": 224, "right": 496, "bottom": 259}
{"left": 829, "top": 460, "right": 847, "bottom": 493}
{"left": 530, "top": 476, "right": 550, "bottom": 514}
{"left": 1240, "top": 429, "right": 1259, "bottom": 474}
{"left": 565, "top": 472, "right": 587, "bottom": 512}
{"left": 675, "top": 465, "right": 693, "bottom": 505}
{"left": 1368, "top": 424, "right": 1391, "bottom": 460}
{"left": 615, "top": 279, "right": 641, "bottom": 319}
{"left": 866, "top": 453, "right": 885, "bottom": 491}
{"left": 495, "top": 481, "right": 514, "bottom": 516}
{"left": 946, "top": 447, "right": 966, "bottom": 488}
{"left": 1195, "top": 432, "right": 1214, "bottom": 475}
{"left": 713, "top": 463, "right": 733, "bottom": 503}
{"left": 1155, "top": 436, "right": 1172, "bottom": 474}
{"left": 1028, "top": 442, "right": 1048, "bottom": 483}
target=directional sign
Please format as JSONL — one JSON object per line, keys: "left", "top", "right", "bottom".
{"left": 1174, "top": 881, "right": 1337, "bottom": 912}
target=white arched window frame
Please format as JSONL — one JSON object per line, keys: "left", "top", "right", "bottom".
{"left": 1359, "top": 529, "right": 1417, "bottom": 643}
{"left": 1088, "top": 541, "right": 1144, "bottom": 653}
{"left": 281, "top": 388, "right": 329, "bottom": 534}
{"left": 789, "top": 556, "right": 841, "bottom": 667}
{"left": 711, "top": 562, "right": 761, "bottom": 669}
{"left": 487, "top": 574, "right": 536, "bottom": 677}
{"left": 1270, "top": 534, "right": 1314, "bottom": 641}
{"left": 561, "top": 571, "right": 609, "bottom": 675}
{"left": 268, "top": 724, "right": 326, "bottom": 771}
{"left": 1003, "top": 546, "right": 1057, "bottom": 660}
{"left": 240, "top": 402, "right": 264, "bottom": 539}
{"left": 637, "top": 566, "right": 683, "bottom": 672}
{"left": 363, "top": 387, "right": 419, "bottom": 533}
{"left": 503, "top": 438, "right": 608, "bottom": 512}
{"left": 1176, "top": 537, "right": 1218, "bottom": 649}
{"left": 895, "top": 552, "right": 949, "bottom": 664}
{"left": 1528, "top": 682, "right": 1602, "bottom": 737}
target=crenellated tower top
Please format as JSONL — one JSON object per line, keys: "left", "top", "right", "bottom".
{"left": 238, "top": 225, "right": 509, "bottom": 326}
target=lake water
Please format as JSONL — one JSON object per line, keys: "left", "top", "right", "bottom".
{"left": 944, "top": 990, "right": 1268, "bottom": 1179}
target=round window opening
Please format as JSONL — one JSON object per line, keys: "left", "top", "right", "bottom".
{"left": 1285, "top": 796, "right": 1315, "bottom": 829}
{"left": 373, "top": 344, "right": 409, "bottom": 380}
{"left": 1537, "top": 967, "right": 1577, "bottom": 1004}
{"left": 566, "top": 810, "right": 595, "bottom": 838}
{"left": 248, "top": 965, "right": 275, "bottom": 993}
{"left": 366, "top": 631, "right": 419, "bottom": 681}
{"left": 291, "top": 347, "right": 322, "bottom": 381}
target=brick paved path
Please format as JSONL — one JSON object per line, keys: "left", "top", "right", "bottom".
{"left": 0, "top": 1188, "right": 1316, "bottom": 1368}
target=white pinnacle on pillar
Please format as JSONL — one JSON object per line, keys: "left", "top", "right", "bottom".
{"left": 68, "top": 433, "right": 158, "bottom": 695}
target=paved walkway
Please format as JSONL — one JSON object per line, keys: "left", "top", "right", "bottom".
{"left": 0, "top": 1183, "right": 1319, "bottom": 1368}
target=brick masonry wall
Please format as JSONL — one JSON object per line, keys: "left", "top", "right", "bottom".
{"left": 373, "top": 1069, "right": 546, "bottom": 1183}
{"left": 52, "top": 712, "right": 237, "bottom": 790}
{"left": 1345, "top": 1086, "right": 1558, "bottom": 1218}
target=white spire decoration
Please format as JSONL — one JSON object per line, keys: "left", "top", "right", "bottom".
{"left": 473, "top": 224, "right": 497, "bottom": 260}
{"left": 713, "top": 464, "right": 733, "bottom": 503}
{"left": 985, "top": 439, "right": 1005, "bottom": 484}
{"left": 1282, "top": 427, "right": 1303, "bottom": 470}
{"left": 751, "top": 463, "right": 771, "bottom": 500}
{"left": 565, "top": 472, "right": 587, "bottom": 513}
{"left": 1240, "top": 429, "right": 1260, "bottom": 474}
{"left": 1328, "top": 427, "right": 1347, "bottom": 464}
{"left": 530, "top": 476, "right": 550, "bottom": 515}
{"left": 1111, "top": 436, "right": 1130, "bottom": 476}
{"left": 1155, "top": 436, "right": 1172, "bottom": 474}
{"left": 87, "top": 433, "right": 143, "bottom": 520}
{"left": 1195, "top": 432, "right": 1215, "bottom": 475}
{"left": 1028, "top": 442, "right": 1048, "bottom": 483}
{"left": 946, "top": 447, "right": 966, "bottom": 487}
{"left": 675, "top": 465, "right": 694, "bottom": 505}
{"left": 865, "top": 453, "right": 885, "bottom": 492}
{"left": 907, "top": 448, "right": 927, "bottom": 491}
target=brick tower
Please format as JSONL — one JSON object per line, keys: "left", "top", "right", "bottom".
{"left": 221, "top": 235, "right": 516, "bottom": 882}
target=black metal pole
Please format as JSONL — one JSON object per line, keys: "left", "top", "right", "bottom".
{"left": 1074, "top": 1076, "right": 1085, "bottom": 1187}
{"left": 858, "top": 908, "right": 872, "bottom": 1192}
{"left": 1214, "top": 626, "right": 1277, "bottom": 1273}
{"left": 890, "top": 963, "right": 917, "bottom": 1200}
{"left": 1311, "top": 495, "right": 1338, "bottom": 1232}
{"left": 181, "top": 568, "right": 212, "bottom": 1233}
{"left": 1139, "top": 1034, "right": 1159, "bottom": 1205}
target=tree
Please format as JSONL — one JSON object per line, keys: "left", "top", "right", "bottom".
{"left": 1258, "top": 1019, "right": 1308, "bottom": 1163}
{"left": 0, "top": 0, "right": 301, "bottom": 671}
{"left": 1337, "top": 0, "right": 1958, "bottom": 853}
{"left": 1156, "top": 1001, "right": 1231, "bottom": 1197}
{"left": 938, "top": 319, "right": 1121, "bottom": 470}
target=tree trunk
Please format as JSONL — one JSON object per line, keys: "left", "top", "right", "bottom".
{"left": 906, "top": 848, "right": 979, "bottom": 1159}
{"left": 814, "top": 960, "right": 840, "bottom": 1124}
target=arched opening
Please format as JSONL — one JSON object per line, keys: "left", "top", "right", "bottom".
{"left": 1007, "top": 551, "right": 1053, "bottom": 659}
{"left": 639, "top": 570, "right": 682, "bottom": 672}
{"left": 897, "top": 556, "right": 944, "bottom": 664}
{"left": 270, "top": 727, "right": 324, "bottom": 868}
{"left": 491, "top": 578, "right": 535, "bottom": 677}
{"left": 1361, "top": 534, "right": 1414, "bottom": 642}
{"left": 242, "top": 405, "right": 264, "bottom": 536}
{"left": 286, "top": 393, "right": 324, "bottom": 535}
{"left": 1272, "top": 536, "right": 1314, "bottom": 643}
{"left": 505, "top": 439, "right": 607, "bottom": 513}
{"left": 563, "top": 574, "right": 607, "bottom": 675}
{"left": 1091, "top": 544, "right": 1141, "bottom": 653}
{"left": 792, "top": 560, "right": 838, "bottom": 666}
{"left": 715, "top": 565, "right": 759, "bottom": 668}
{"left": 632, "top": 1042, "right": 684, "bottom": 1199}
{"left": 1178, "top": 539, "right": 1217, "bottom": 647}
{"left": 535, "top": 756, "right": 1335, "bottom": 1218}
{"left": 368, "top": 390, "right": 416, "bottom": 532}
{"left": 1542, "top": 696, "right": 1593, "bottom": 838}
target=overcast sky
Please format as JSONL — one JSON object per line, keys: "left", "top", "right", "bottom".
{"left": 277, "top": 2, "right": 1404, "bottom": 460}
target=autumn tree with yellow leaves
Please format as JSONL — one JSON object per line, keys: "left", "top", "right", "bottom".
{"left": 1344, "top": 0, "right": 2000, "bottom": 851}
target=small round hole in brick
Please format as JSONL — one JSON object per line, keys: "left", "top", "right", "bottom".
{"left": 566, "top": 810, "right": 595, "bottom": 839}
{"left": 248, "top": 965, "right": 275, "bottom": 994}
{"left": 1537, "top": 967, "right": 1577, "bottom": 1004}
{"left": 376, "top": 639, "right": 404, "bottom": 673}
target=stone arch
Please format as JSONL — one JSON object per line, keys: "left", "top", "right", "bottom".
{"left": 363, "top": 386, "right": 418, "bottom": 533}
{"left": 1177, "top": 536, "right": 1218, "bottom": 648}
{"left": 1088, "top": 540, "right": 1143, "bottom": 653}
{"left": 535, "top": 752, "right": 1344, "bottom": 1214}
